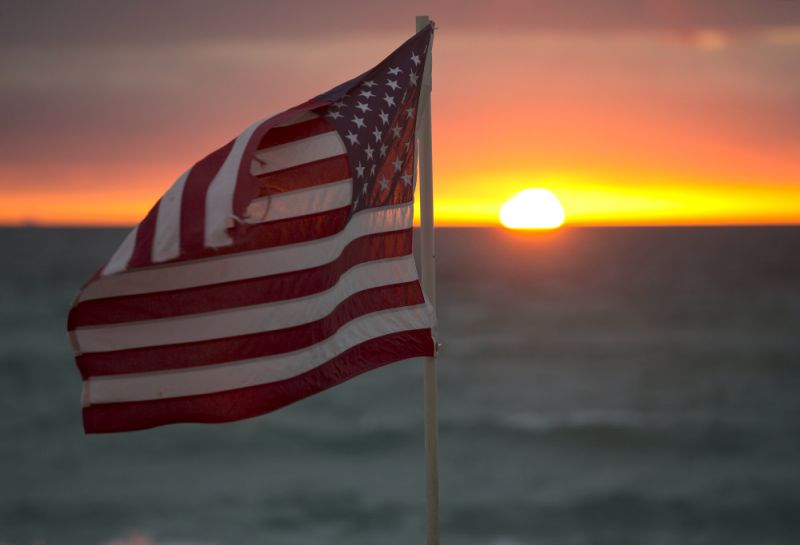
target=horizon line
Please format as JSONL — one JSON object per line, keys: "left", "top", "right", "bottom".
{"left": 3, "top": 221, "right": 800, "bottom": 229}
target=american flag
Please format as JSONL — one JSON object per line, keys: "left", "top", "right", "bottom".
{"left": 67, "top": 25, "right": 436, "bottom": 433}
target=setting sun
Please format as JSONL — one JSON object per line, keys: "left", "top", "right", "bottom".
{"left": 499, "top": 188, "right": 566, "bottom": 230}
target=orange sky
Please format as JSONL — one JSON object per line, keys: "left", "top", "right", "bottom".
{"left": 1, "top": 2, "right": 799, "bottom": 227}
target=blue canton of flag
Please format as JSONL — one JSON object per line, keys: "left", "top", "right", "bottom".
{"left": 314, "top": 29, "right": 429, "bottom": 214}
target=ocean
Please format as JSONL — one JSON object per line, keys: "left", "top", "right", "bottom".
{"left": 1, "top": 226, "right": 799, "bottom": 545}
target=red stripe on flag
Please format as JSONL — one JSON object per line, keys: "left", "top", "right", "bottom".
{"left": 127, "top": 201, "right": 160, "bottom": 269}
{"left": 151, "top": 205, "right": 351, "bottom": 267}
{"left": 257, "top": 116, "right": 333, "bottom": 149}
{"left": 179, "top": 139, "right": 235, "bottom": 256}
{"left": 69, "top": 230, "right": 412, "bottom": 327}
{"left": 82, "top": 328, "right": 434, "bottom": 433}
{"left": 76, "top": 282, "right": 426, "bottom": 377}
{"left": 254, "top": 154, "right": 350, "bottom": 196}
{"left": 207, "top": 204, "right": 352, "bottom": 258}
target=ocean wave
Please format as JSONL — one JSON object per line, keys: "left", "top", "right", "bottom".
{"left": 0, "top": 535, "right": 220, "bottom": 545}
{"left": 214, "top": 409, "right": 768, "bottom": 448}
{"left": 437, "top": 409, "right": 770, "bottom": 445}
{"left": 101, "top": 533, "right": 217, "bottom": 545}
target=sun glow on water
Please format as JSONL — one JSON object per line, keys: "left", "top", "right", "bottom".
{"left": 499, "top": 188, "right": 566, "bottom": 230}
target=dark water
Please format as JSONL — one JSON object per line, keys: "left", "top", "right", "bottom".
{"left": 1, "top": 226, "right": 799, "bottom": 545}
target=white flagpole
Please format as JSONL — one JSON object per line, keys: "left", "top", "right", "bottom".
{"left": 415, "top": 14, "right": 439, "bottom": 545}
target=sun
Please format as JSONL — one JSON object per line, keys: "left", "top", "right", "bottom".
{"left": 499, "top": 188, "right": 566, "bottom": 230}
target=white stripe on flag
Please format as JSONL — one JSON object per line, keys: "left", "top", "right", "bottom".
{"left": 74, "top": 255, "right": 419, "bottom": 352}
{"left": 102, "top": 226, "right": 138, "bottom": 276}
{"left": 78, "top": 203, "right": 413, "bottom": 303}
{"left": 152, "top": 169, "right": 189, "bottom": 263}
{"left": 244, "top": 179, "right": 352, "bottom": 223}
{"left": 204, "top": 117, "right": 268, "bottom": 248}
{"left": 85, "top": 305, "right": 430, "bottom": 404}
{"left": 251, "top": 131, "right": 345, "bottom": 176}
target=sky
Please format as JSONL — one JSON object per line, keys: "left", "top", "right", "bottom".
{"left": 1, "top": 0, "right": 799, "bottom": 226}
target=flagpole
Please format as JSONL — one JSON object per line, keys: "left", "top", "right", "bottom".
{"left": 416, "top": 14, "right": 439, "bottom": 545}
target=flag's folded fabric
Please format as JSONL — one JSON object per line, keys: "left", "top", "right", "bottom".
{"left": 67, "top": 24, "right": 436, "bottom": 433}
